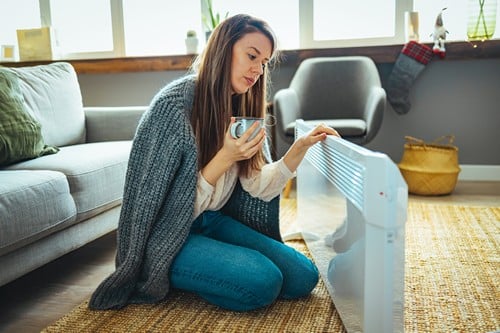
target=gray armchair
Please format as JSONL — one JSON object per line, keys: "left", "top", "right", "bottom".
{"left": 272, "top": 56, "right": 386, "bottom": 158}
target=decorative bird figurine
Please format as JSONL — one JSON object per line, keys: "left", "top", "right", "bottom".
{"left": 431, "top": 8, "right": 449, "bottom": 58}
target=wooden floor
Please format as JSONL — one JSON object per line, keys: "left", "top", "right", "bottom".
{"left": 0, "top": 181, "right": 498, "bottom": 333}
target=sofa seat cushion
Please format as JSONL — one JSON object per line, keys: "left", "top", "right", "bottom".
{"left": 6, "top": 141, "right": 132, "bottom": 222}
{"left": 0, "top": 170, "right": 76, "bottom": 256}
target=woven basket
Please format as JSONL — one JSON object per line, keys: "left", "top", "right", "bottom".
{"left": 398, "top": 136, "right": 461, "bottom": 195}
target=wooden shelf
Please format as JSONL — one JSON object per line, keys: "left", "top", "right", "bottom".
{"left": 2, "top": 40, "right": 499, "bottom": 74}
{"left": 281, "top": 40, "right": 500, "bottom": 65}
{"left": 1, "top": 54, "right": 197, "bottom": 74}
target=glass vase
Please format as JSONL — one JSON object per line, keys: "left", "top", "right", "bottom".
{"left": 467, "top": 0, "right": 498, "bottom": 40}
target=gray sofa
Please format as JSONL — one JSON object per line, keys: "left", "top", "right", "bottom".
{"left": 0, "top": 62, "right": 146, "bottom": 286}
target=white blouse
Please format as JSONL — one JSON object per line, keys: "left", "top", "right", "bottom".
{"left": 194, "top": 158, "right": 295, "bottom": 219}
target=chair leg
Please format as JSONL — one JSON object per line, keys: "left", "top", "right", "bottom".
{"left": 283, "top": 179, "right": 293, "bottom": 198}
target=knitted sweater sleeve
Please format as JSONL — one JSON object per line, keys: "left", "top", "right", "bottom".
{"left": 88, "top": 76, "right": 198, "bottom": 310}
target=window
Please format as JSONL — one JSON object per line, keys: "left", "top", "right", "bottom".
{"left": 48, "top": 0, "right": 117, "bottom": 58}
{"left": 0, "top": 0, "right": 498, "bottom": 61}
{"left": 414, "top": 0, "right": 500, "bottom": 43}
{"left": 301, "top": 0, "right": 499, "bottom": 47}
{"left": 312, "top": 0, "right": 396, "bottom": 40}
{"left": 123, "top": 0, "right": 201, "bottom": 56}
{"left": 0, "top": 0, "right": 40, "bottom": 46}
{"left": 0, "top": 0, "right": 124, "bottom": 59}
{"left": 300, "top": 0, "right": 411, "bottom": 48}
{"left": 211, "top": 0, "right": 300, "bottom": 50}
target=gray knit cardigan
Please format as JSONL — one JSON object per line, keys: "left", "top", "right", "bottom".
{"left": 89, "top": 75, "right": 281, "bottom": 310}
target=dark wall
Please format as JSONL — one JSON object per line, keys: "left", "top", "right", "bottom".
{"left": 372, "top": 59, "right": 500, "bottom": 165}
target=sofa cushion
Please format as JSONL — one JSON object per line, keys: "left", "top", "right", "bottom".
{"left": 1, "top": 62, "right": 86, "bottom": 147}
{"left": 0, "top": 170, "right": 76, "bottom": 256}
{"left": 0, "top": 69, "right": 59, "bottom": 167}
{"left": 6, "top": 141, "right": 131, "bottom": 221}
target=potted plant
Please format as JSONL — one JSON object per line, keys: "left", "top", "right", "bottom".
{"left": 203, "top": 0, "right": 228, "bottom": 40}
{"left": 185, "top": 30, "right": 199, "bottom": 54}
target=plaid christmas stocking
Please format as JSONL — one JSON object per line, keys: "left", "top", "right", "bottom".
{"left": 387, "top": 41, "right": 434, "bottom": 114}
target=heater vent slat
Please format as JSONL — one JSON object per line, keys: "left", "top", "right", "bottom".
{"left": 297, "top": 125, "right": 365, "bottom": 211}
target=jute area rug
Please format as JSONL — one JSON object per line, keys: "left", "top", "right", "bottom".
{"left": 43, "top": 201, "right": 499, "bottom": 333}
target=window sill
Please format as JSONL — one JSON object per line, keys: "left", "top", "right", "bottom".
{"left": 2, "top": 40, "right": 499, "bottom": 74}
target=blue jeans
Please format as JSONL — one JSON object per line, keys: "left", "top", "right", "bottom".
{"left": 170, "top": 210, "right": 319, "bottom": 311}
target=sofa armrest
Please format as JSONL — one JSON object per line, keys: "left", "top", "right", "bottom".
{"left": 84, "top": 106, "right": 147, "bottom": 142}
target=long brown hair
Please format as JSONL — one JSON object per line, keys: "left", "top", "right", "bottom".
{"left": 190, "top": 14, "right": 278, "bottom": 177}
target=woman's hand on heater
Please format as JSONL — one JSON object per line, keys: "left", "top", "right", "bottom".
{"left": 283, "top": 124, "right": 340, "bottom": 172}
{"left": 302, "top": 124, "right": 339, "bottom": 147}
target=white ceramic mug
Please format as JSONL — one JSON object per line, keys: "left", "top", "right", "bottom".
{"left": 230, "top": 117, "right": 264, "bottom": 140}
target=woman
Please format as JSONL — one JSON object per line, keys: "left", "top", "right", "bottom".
{"left": 89, "top": 14, "right": 339, "bottom": 311}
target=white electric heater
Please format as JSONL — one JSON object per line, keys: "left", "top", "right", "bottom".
{"left": 294, "top": 120, "right": 408, "bottom": 333}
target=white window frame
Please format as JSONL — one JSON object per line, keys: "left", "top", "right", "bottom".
{"left": 298, "top": 0, "right": 413, "bottom": 48}
{"left": 30, "top": 0, "right": 497, "bottom": 59}
{"left": 38, "top": 0, "right": 416, "bottom": 60}
{"left": 39, "top": 0, "right": 125, "bottom": 59}
{"left": 39, "top": 0, "right": 213, "bottom": 59}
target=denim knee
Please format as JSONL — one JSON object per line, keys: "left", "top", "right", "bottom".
{"left": 243, "top": 253, "right": 284, "bottom": 310}
{"left": 281, "top": 258, "right": 319, "bottom": 299}
{"left": 198, "top": 250, "right": 284, "bottom": 312}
